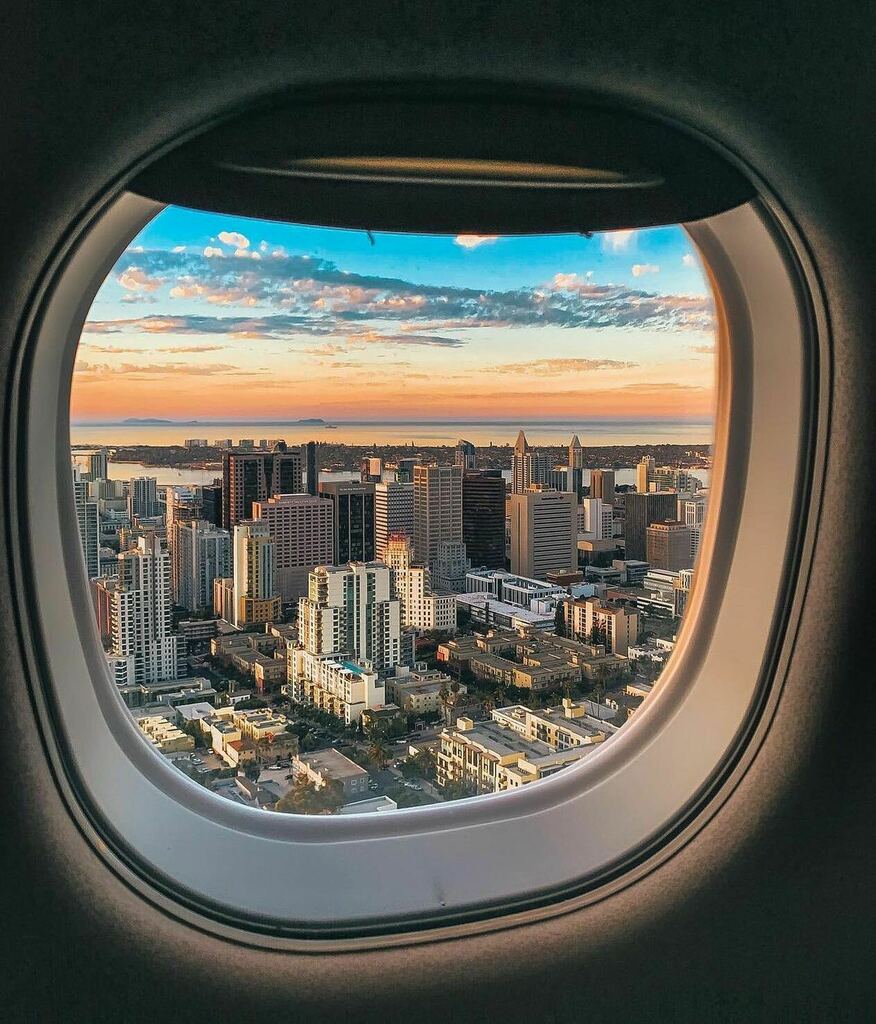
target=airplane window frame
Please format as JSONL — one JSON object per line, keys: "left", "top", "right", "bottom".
{"left": 7, "top": 185, "right": 824, "bottom": 945}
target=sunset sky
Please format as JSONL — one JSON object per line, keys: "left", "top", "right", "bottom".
{"left": 72, "top": 207, "right": 716, "bottom": 423}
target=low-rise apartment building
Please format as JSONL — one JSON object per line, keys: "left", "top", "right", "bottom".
{"left": 287, "top": 646, "right": 386, "bottom": 724}
{"left": 292, "top": 748, "right": 370, "bottom": 801}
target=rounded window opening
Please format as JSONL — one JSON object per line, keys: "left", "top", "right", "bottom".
{"left": 70, "top": 208, "right": 716, "bottom": 816}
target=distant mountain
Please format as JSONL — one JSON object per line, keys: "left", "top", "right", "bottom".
{"left": 296, "top": 418, "right": 327, "bottom": 424}
{"left": 122, "top": 418, "right": 199, "bottom": 425}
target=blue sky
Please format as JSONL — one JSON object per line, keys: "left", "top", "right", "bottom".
{"left": 73, "top": 207, "right": 715, "bottom": 423}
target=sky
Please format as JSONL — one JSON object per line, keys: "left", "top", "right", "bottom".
{"left": 71, "top": 207, "right": 716, "bottom": 424}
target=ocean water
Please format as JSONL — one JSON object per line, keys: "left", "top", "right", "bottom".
{"left": 71, "top": 418, "right": 713, "bottom": 449}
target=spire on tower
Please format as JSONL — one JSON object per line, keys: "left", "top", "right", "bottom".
{"left": 515, "top": 430, "right": 529, "bottom": 453}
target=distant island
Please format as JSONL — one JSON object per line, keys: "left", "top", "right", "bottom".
{"left": 296, "top": 418, "right": 326, "bottom": 425}
{"left": 122, "top": 417, "right": 200, "bottom": 425}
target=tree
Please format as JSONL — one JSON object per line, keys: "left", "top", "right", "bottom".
{"left": 554, "top": 601, "right": 566, "bottom": 637}
{"left": 411, "top": 748, "right": 437, "bottom": 780}
{"left": 367, "top": 733, "right": 390, "bottom": 769}
{"left": 440, "top": 778, "right": 479, "bottom": 801}
{"left": 275, "top": 775, "right": 345, "bottom": 815}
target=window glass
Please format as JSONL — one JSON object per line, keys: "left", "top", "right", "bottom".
{"left": 71, "top": 209, "right": 715, "bottom": 814}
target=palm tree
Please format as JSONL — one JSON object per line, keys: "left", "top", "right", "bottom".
{"left": 368, "top": 734, "right": 390, "bottom": 769}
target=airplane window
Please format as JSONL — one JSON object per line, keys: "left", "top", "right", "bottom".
{"left": 70, "top": 208, "right": 715, "bottom": 816}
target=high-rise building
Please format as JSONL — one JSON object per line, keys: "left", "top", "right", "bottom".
{"left": 509, "top": 486, "right": 578, "bottom": 580}
{"left": 73, "top": 466, "right": 100, "bottom": 579}
{"left": 303, "top": 440, "right": 318, "bottom": 496}
{"left": 105, "top": 535, "right": 184, "bottom": 687}
{"left": 374, "top": 481, "right": 415, "bottom": 561}
{"left": 623, "top": 491, "right": 678, "bottom": 561}
{"left": 646, "top": 520, "right": 694, "bottom": 571}
{"left": 462, "top": 470, "right": 506, "bottom": 569}
{"left": 567, "top": 435, "right": 585, "bottom": 495}
{"left": 455, "top": 438, "right": 477, "bottom": 471}
{"left": 385, "top": 534, "right": 456, "bottom": 632}
{"left": 413, "top": 464, "right": 468, "bottom": 589}
{"left": 674, "top": 568, "right": 695, "bottom": 617}
{"left": 656, "top": 466, "right": 699, "bottom": 492}
{"left": 174, "top": 519, "right": 232, "bottom": 612}
{"left": 511, "top": 430, "right": 551, "bottom": 494}
{"left": 232, "top": 520, "right": 282, "bottom": 628}
{"left": 221, "top": 442, "right": 303, "bottom": 530}
{"left": 297, "top": 562, "right": 401, "bottom": 671}
{"left": 80, "top": 448, "right": 108, "bottom": 481}
{"left": 165, "top": 485, "right": 203, "bottom": 601}
{"left": 636, "top": 456, "right": 657, "bottom": 494}
{"left": 199, "top": 482, "right": 222, "bottom": 526}
{"left": 589, "top": 468, "right": 616, "bottom": 502}
{"left": 127, "top": 476, "right": 158, "bottom": 523}
{"left": 252, "top": 493, "right": 334, "bottom": 601}
{"left": 318, "top": 480, "right": 375, "bottom": 564}
{"left": 394, "top": 457, "right": 418, "bottom": 483}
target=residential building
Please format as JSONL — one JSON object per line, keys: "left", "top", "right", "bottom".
{"left": 105, "top": 535, "right": 184, "bottom": 687}
{"left": 386, "top": 664, "right": 465, "bottom": 715}
{"left": 221, "top": 442, "right": 303, "bottom": 529}
{"left": 462, "top": 469, "right": 506, "bottom": 569}
{"left": 213, "top": 577, "right": 234, "bottom": 622}
{"left": 674, "top": 568, "right": 695, "bottom": 617}
{"left": 623, "top": 491, "right": 678, "bottom": 561}
{"left": 252, "top": 492, "right": 334, "bottom": 600}
{"left": 79, "top": 447, "right": 108, "bottom": 480}
{"left": 384, "top": 534, "right": 456, "bottom": 632}
{"left": 455, "top": 592, "right": 557, "bottom": 630}
{"left": 127, "top": 476, "right": 159, "bottom": 522}
{"left": 73, "top": 465, "right": 100, "bottom": 578}
{"left": 511, "top": 430, "right": 551, "bottom": 494}
{"left": 174, "top": 519, "right": 232, "bottom": 612}
{"left": 564, "top": 597, "right": 640, "bottom": 655}
{"left": 636, "top": 456, "right": 656, "bottom": 494}
{"left": 579, "top": 497, "right": 614, "bottom": 540}
{"left": 464, "top": 568, "right": 566, "bottom": 607}
{"left": 297, "top": 562, "right": 401, "bottom": 671}
{"left": 232, "top": 520, "right": 282, "bottom": 628}
{"left": 374, "top": 481, "right": 414, "bottom": 561}
{"left": 319, "top": 480, "right": 375, "bottom": 563}
{"left": 288, "top": 652, "right": 386, "bottom": 724}
{"left": 509, "top": 486, "right": 577, "bottom": 580}
{"left": 646, "top": 520, "right": 694, "bottom": 571}
{"left": 292, "top": 749, "right": 370, "bottom": 801}
{"left": 200, "top": 483, "right": 222, "bottom": 527}
{"left": 137, "top": 713, "right": 194, "bottom": 755}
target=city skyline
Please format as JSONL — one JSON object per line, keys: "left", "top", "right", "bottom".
{"left": 72, "top": 208, "right": 716, "bottom": 424}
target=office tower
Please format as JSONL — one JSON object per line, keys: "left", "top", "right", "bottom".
{"left": 174, "top": 519, "right": 232, "bottom": 612}
{"left": 455, "top": 438, "right": 477, "bottom": 471}
{"left": 548, "top": 466, "right": 568, "bottom": 491}
{"left": 656, "top": 466, "right": 699, "bottom": 493}
{"left": 509, "top": 486, "right": 578, "bottom": 579}
{"left": 374, "top": 481, "right": 415, "bottom": 561}
{"left": 385, "top": 534, "right": 456, "bottom": 631}
{"left": 360, "top": 456, "right": 383, "bottom": 483}
{"left": 127, "top": 476, "right": 158, "bottom": 522}
{"left": 199, "top": 482, "right": 222, "bottom": 526}
{"left": 636, "top": 456, "right": 656, "bottom": 494}
{"left": 462, "top": 470, "right": 506, "bottom": 569}
{"left": 646, "top": 520, "right": 694, "bottom": 571}
{"left": 413, "top": 464, "right": 468, "bottom": 589}
{"left": 221, "top": 442, "right": 302, "bottom": 530}
{"left": 318, "top": 481, "right": 375, "bottom": 563}
{"left": 567, "top": 434, "right": 585, "bottom": 494}
{"left": 105, "top": 535, "right": 184, "bottom": 686}
{"left": 511, "top": 430, "right": 551, "bottom": 494}
{"left": 394, "top": 457, "right": 418, "bottom": 483}
{"left": 623, "top": 491, "right": 678, "bottom": 561}
{"left": 589, "top": 469, "right": 616, "bottom": 502}
{"left": 252, "top": 493, "right": 334, "bottom": 601}
{"left": 304, "top": 440, "right": 318, "bottom": 496}
{"left": 73, "top": 466, "right": 100, "bottom": 579}
{"left": 298, "top": 562, "right": 401, "bottom": 671}
{"left": 232, "top": 520, "right": 282, "bottom": 628}
{"left": 579, "top": 497, "right": 614, "bottom": 540}
{"left": 564, "top": 596, "right": 640, "bottom": 656}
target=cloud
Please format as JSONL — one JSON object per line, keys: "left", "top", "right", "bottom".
{"left": 218, "top": 231, "right": 250, "bottom": 249}
{"left": 172, "top": 245, "right": 187, "bottom": 253}
{"left": 118, "top": 267, "right": 163, "bottom": 292}
{"left": 682, "top": 253, "right": 696, "bottom": 268}
{"left": 454, "top": 234, "right": 499, "bottom": 249}
{"left": 74, "top": 360, "right": 267, "bottom": 378}
{"left": 602, "top": 230, "right": 635, "bottom": 252}
{"left": 631, "top": 263, "right": 660, "bottom": 277}
{"left": 202, "top": 246, "right": 224, "bottom": 258}
{"left": 493, "top": 357, "right": 639, "bottom": 375}
{"left": 101, "top": 246, "right": 715, "bottom": 337}
{"left": 689, "top": 344, "right": 716, "bottom": 354}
